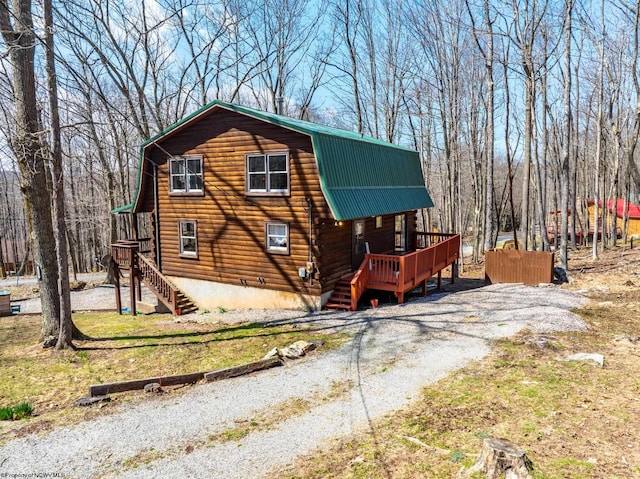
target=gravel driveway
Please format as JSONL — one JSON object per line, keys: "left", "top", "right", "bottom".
{"left": 15, "top": 283, "right": 158, "bottom": 314}
{"left": 0, "top": 283, "right": 588, "bottom": 478}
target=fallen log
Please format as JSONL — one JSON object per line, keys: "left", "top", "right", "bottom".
{"left": 468, "top": 437, "right": 533, "bottom": 479}
{"left": 204, "top": 356, "right": 283, "bottom": 382}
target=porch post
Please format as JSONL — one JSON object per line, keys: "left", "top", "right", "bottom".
{"left": 132, "top": 213, "right": 139, "bottom": 240}
{"left": 114, "top": 265, "right": 122, "bottom": 315}
{"left": 129, "top": 246, "right": 137, "bottom": 316}
{"left": 136, "top": 272, "right": 142, "bottom": 301}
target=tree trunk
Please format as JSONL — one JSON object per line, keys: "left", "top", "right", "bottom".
{"left": 483, "top": 0, "right": 496, "bottom": 252}
{"left": 43, "top": 0, "right": 77, "bottom": 349}
{"left": 559, "top": 0, "right": 573, "bottom": 270}
{"left": 0, "top": 0, "right": 61, "bottom": 342}
{"left": 468, "top": 438, "right": 534, "bottom": 479}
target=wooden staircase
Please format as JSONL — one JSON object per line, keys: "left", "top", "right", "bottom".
{"left": 325, "top": 274, "right": 355, "bottom": 312}
{"left": 111, "top": 241, "right": 197, "bottom": 316}
{"left": 137, "top": 253, "right": 197, "bottom": 315}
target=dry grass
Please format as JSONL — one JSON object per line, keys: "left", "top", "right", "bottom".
{"left": 0, "top": 311, "right": 348, "bottom": 443}
{"left": 283, "top": 246, "right": 640, "bottom": 479}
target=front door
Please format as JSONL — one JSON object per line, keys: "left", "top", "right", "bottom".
{"left": 352, "top": 219, "right": 366, "bottom": 270}
{"left": 395, "top": 214, "right": 407, "bottom": 253}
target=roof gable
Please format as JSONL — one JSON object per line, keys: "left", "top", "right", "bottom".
{"left": 126, "top": 100, "right": 433, "bottom": 219}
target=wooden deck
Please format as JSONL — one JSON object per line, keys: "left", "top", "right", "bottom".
{"left": 349, "top": 233, "right": 460, "bottom": 310}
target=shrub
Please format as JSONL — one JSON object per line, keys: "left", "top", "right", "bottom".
{"left": 0, "top": 402, "right": 33, "bottom": 421}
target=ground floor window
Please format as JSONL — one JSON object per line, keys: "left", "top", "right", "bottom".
{"left": 179, "top": 220, "right": 198, "bottom": 257}
{"left": 265, "top": 222, "right": 289, "bottom": 254}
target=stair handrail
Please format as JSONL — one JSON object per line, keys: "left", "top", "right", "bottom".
{"left": 350, "top": 256, "right": 371, "bottom": 311}
{"left": 136, "top": 252, "right": 180, "bottom": 313}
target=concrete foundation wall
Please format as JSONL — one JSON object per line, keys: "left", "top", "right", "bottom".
{"left": 168, "top": 276, "right": 328, "bottom": 311}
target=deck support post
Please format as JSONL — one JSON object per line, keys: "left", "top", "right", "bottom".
{"left": 437, "top": 270, "right": 442, "bottom": 290}
{"left": 114, "top": 265, "right": 122, "bottom": 315}
{"left": 129, "top": 246, "right": 138, "bottom": 316}
{"left": 421, "top": 279, "right": 427, "bottom": 296}
{"left": 136, "top": 274, "right": 142, "bottom": 301}
{"left": 396, "top": 291, "right": 405, "bottom": 304}
{"left": 451, "top": 260, "right": 457, "bottom": 284}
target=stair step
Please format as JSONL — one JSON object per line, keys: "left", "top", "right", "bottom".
{"left": 331, "top": 294, "right": 351, "bottom": 301}
{"left": 330, "top": 298, "right": 351, "bottom": 304}
{"left": 325, "top": 303, "right": 351, "bottom": 311}
{"left": 325, "top": 272, "right": 361, "bottom": 311}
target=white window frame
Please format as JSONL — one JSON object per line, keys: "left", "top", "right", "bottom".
{"left": 179, "top": 220, "right": 198, "bottom": 257}
{"left": 169, "top": 156, "right": 203, "bottom": 194}
{"left": 265, "top": 222, "right": 289, "bottom": 254}
{"left": 246, "top": 152, "right": 289, "bottom": 195}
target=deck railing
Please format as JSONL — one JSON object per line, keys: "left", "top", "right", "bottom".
{"left": 112, "top": 238, "right": 151, "bottom": 266}
{"left": 350, "top": 260, "right": 370, "bottom": 311}
{"left": 350, "top": 233, "right": 461, "bottom": 309}
{"left": 415, "top": 232, "right": 459, "bottom": 249}
{"left": 111, "top": 242, "right": 137, "bottom": 268}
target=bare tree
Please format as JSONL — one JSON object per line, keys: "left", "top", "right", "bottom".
{"left": 241, "top": 0, "right": 328, "bottom": 115}
{"left": 559, "top": 0, "right": 573, "bottom": 270}
{"left": 467, "top": 0, "right": 497, "bottom": 252}
{"left": 0, "top": 0, "right": 61, "bottom": 342}
{"left": 43, "top": 0, "right": 75, "bottom": 348}
{"left": 329, "top": 0, "right": 365, "bottom": 132}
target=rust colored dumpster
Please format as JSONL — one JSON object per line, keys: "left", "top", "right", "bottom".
{"left": 0, "top": 290, "right": 10, "bottom": 316}
{"left": 485, "top": 249, "right": 554, "bottom": 286}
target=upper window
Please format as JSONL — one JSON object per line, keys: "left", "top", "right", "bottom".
{"left": 265, "top": 222, "right": 289, "bottom": 254}
{"left": 246, "top": 153, "right": 289, "bottom": 194}
{"left": 170, "top": 156, "right": 203, "bottom": 194}
{"left": 179, "top": 220, "right": 198, "bottom": 257}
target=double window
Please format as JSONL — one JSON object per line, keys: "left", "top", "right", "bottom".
{"left": 179, "top": 220, "right": 198, "bottom": 257}
{"left": 246, "top": 153, "right": 289, "bottom": 194}
{"left": 265, "top": 222, "right": 289, "bottom": 254}
{"left": 170, "top": 156, "right": 203, "bottom": 194}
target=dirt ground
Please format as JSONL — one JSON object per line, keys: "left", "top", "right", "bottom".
{"left": 284, "top": 245, "right": 640, "bottom": 479}
{"left": 1, "top": 246, "right": 639, "bottom": 478}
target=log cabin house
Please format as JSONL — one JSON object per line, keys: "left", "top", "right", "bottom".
{"left": 587, "top": 199, "right": 640, "bottom": 239}
{"left": 112, "top": 101, "right": 460, "bottom": 314}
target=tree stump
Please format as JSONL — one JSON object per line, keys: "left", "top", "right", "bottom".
{"left": 468, "top": 438, "right": 533, "bottom": 479}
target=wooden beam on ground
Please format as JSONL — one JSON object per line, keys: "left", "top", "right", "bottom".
{"left": 89, "top": 357, "right": 284, "bottom": 396}
{"left": 204, "top": 356, "right": 283, "bottom": 382}
{"left": 89, "top": 371, "right": 208, "bottom": 397}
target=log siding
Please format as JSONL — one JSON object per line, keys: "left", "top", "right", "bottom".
{"left": 147, "top": 109, "right": 328, "bottom": 296}
{"left": 135, "top": 107, "right": 422, "bottom": 306}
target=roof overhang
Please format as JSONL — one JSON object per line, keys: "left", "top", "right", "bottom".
{"left": 114, "top": 100, "right": 435, "bottom": 219}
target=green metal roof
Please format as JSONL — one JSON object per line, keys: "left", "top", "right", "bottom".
{"left": 124, "top": 100, "right": 433, "bottom": 220}
{"left": 111, "top": 203, "right": 133, "bottom": 214}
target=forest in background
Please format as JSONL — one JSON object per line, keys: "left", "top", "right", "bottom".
{"left": 1, "top": 0, "right": 640, "bottom": 277}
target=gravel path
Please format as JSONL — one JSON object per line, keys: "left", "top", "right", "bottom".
{"left": 15, "top": 283, "right": 159, "bottom": 314}
{"left": 0, "top": 283, "right": 588, "bottom": 478}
